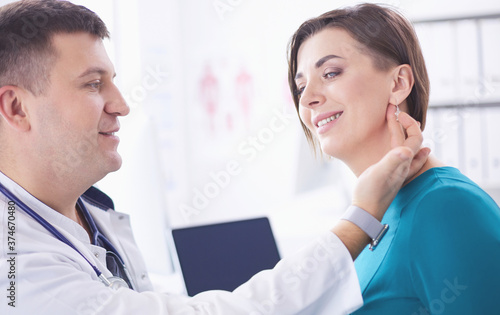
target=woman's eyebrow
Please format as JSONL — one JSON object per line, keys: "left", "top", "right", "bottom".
{"left": 315, "top": 54, "right": 342, "bottom": 68}
{"left": 295, "top": 54, "right": 343, "bottom": 80}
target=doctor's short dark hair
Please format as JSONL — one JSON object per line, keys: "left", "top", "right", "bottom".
{"left": 287, "top": 3, "right": 430, "bottom": 150}
{"left": 0, "top": 0, "right": 109, "bottom": 96}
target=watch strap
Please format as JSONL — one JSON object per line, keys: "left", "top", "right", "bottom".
{"left": 342, "top": 205, "right": 389, "bottom": 251}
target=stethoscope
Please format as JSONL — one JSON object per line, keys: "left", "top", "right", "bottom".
{"left": 0, "top": 182, "right": 134, "bottom": 290}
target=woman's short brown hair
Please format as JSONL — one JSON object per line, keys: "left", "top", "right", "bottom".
{"left": 288, "top": 3, "right": 429, "bottom": 149}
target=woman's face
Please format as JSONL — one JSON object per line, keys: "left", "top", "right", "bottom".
{"left": 295, "top": 27, "right": 396, "bottom": 174}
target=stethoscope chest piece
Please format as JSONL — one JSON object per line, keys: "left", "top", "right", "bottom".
{"left": 99, "top": 274, "right": 130, "bottom": 290}
{"left": 107, "top": 276, "right": 130, "bottom": 290}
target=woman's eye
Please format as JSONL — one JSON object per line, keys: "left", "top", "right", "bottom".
{"left": 324, "top": 71, "right": 340, "bottom": 79}
{"left": 295, "top": 86, "right": 305, "bottom": 97}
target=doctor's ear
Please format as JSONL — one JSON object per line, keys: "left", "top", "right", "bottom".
{"left": 389, "top": 64, "right": 414, "bottom": 107}
{"left": 0, "top": 86, "right": 31, "bottom": 132}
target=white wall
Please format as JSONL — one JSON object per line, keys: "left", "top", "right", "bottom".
{"left": 2, "top": 0, "right": 498, "bottom": 288}
{"left": 94, "top": 0, "right": 500, "bottom": 283}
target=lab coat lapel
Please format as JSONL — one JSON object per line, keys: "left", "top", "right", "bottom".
{"left": 88, "top": 204, "right": 154, "bottom": 291}
{"left": 85, "top": 206, "right": 127, "bottom": 260}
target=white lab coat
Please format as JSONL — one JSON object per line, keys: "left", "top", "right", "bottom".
{"left": 0, "top": 171, "right": 363, "bottom": 314}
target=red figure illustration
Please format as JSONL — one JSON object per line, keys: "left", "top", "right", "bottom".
{"left": 235, "top": 67, "right": 254, "bottom": 130}
{"left": 199, "top": 64, "right": 219, "bottom": 133}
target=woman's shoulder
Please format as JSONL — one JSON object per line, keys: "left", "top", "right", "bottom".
{"left": 406, "top": 166, "right": 500, "bottom": 224}
{"left": 409, "top": 166, "right": 494, "bottom": 204}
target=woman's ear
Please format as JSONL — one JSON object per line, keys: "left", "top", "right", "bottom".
{"left": 389, "top": 64, "right": 414, "bottom": 106}
{"left": 0, "top": 86, "right": 31, "bottom": 132}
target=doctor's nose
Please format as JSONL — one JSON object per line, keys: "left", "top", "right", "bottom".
{"left": 105, "top": 83, "right": 130, "bottom": 117}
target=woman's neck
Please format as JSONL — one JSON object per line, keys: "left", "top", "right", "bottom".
{"left": 346, "top": 142, "right": 444, "bottom": 185}
{"left": 337, "top": 120, "right": 445, "bottom": 183}
{"left": 346, "top": 132, "right": 393, "bottom": 177}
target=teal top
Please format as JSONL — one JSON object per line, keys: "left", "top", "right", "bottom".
{"left": 353, "top": 167, "right": 500, "bottom": 314}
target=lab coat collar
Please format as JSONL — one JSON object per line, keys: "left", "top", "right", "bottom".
{"left": 0, "top": 170, "right": 90, "bottom": 243}
{"left": 82, "top": 185, "right": 115, "bottom": 211}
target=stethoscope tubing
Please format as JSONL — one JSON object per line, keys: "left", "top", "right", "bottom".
{"left": 0, "top": 182, "right": 123, "bottom": 287}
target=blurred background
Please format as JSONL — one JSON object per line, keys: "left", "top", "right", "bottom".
{"left": 5, "top": 0, "right": 500, "bottom": 292}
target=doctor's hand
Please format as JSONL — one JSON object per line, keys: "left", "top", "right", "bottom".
{"left": 332, "top": 106, "right": 429, "bottom": 260}
{"left": 352, "top": 105, "right": 430, "bottom": 221}
{"left": 387, "top": 104, "right": 431, "bottom": 185}
{"left": 333, "top": 146, "right": 421, "bottom": 260}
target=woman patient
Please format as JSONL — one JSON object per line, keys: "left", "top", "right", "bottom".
{"left": 287, "top": 3, "right": 500, "bottom": 314}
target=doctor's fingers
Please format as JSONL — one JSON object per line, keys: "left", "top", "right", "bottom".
{"left": 352, "top": 146, "right": 413, "bottom": 219}
{"left": 387, "top": 105, "right": 423, "bottom": 155}
{"left": 387, "top": 105, "right": 404, "bottom": 148}
{"left": 407, "top": 146, "right": 431, "bottom": 180}
{"left": 398, "top": 112, "right": 423, "bottom": 155}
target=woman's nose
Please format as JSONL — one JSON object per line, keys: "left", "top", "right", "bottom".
{"left": 300, "top": 81, "right": 325, "bottom": 108}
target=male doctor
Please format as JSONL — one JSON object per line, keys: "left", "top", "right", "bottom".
{"left": 0, "top": 1, "right": 429, "bottom": 314}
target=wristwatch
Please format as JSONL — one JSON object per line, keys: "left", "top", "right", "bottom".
{"left": 342, "top": 205, "right": 389, "bottom": 251}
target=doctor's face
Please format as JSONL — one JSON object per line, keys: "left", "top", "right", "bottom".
{"left": 28, "top": 32, "right": 129, "bottom": 182}
{"left": 295, "top": 28, "right": 395, "bottom": 173}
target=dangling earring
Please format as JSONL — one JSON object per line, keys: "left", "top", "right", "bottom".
{"left": 394, "top": 101, "right": 400, "bottom": 122}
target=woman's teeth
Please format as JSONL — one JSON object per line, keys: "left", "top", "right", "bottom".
{"left": 317, "top": 113, "right": 341, "bottom": 127}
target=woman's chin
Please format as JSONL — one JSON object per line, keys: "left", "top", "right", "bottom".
{"left": 320, "top": 142, "right": 344, "bottom": 160}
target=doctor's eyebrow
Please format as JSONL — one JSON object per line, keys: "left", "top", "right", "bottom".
{"left": 78, "top": 67, "right": 116, "bottom": 79}
{"left": 295, "top": 54, "right": 343, "bottom": 80}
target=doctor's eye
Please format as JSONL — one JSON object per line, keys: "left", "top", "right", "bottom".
{"left": 86, "top": 81, "right": 103, "bottom": 91}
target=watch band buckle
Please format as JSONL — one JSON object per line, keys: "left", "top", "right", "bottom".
{"left": 369, "top": 224, "right": 389, "bottom": 251}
